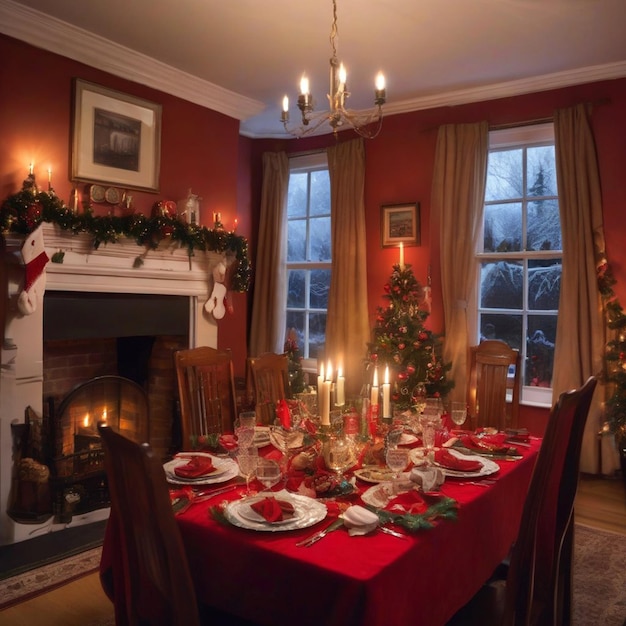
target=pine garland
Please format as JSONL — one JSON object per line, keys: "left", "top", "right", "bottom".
{"left": 366, "top": 495, "right": 458, "bottom": 531}
{"left": 0, "top": 175, "right": 252, "bottom": 292}
{"left": 597, "top": 256, "right": 626, "bottom": 440}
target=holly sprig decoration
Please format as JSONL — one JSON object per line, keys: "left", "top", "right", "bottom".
{"left": 366, "top": 495, "right": 458, "bottom": 531}
{"left": 1, "top": 175, "right": 251, "bottom": 292}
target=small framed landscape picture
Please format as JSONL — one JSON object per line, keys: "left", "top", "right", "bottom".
{"left": 71, "top": 79, "right": 162, "bottom": 192}
{"left": 380, "top": 202, "right": 420, "bottom": 247}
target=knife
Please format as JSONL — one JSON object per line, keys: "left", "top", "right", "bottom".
{"left": 296, "top": 518, "right": 344, "bottom": 547}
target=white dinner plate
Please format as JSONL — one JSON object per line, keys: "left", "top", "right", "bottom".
{"left": 163, "top": 453, "right": 239, "bottom": 485}
{"left": 409, "top": 448, "right": 499, "bottom": 479}
{"left": 225, "top": 491, "right": 327, "bottom": 532}
{"left": 237, "top": 495, "right": 305, "bottom": 525}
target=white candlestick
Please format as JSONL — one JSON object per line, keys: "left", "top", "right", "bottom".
{"left": 399, "top": 242, "right": 405, "bottom": 270}
{"left": 336, "top": 367, "right": 345, "bottom": 407}
{"left": 317, "top": 362, "right": 325, "bottom": 396}
{"left": 370, "top": 367, "right": 379, "bottom": 407}
{"left": 382, "top": 366, "right": 391, "bottom": 418}
{"left": 322, "top": 362, "right": 333, "bottom": 426}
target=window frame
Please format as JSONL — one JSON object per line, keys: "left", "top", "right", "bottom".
{"left": 286, "top": 152, "right": 331, "bottom": 371}
{"left": 473, "top": 123, "right": 560, "bottom": 408}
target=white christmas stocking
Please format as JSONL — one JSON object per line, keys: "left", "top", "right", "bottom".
{"left": 17, "top": 224, "right": 49, "bottom": 316}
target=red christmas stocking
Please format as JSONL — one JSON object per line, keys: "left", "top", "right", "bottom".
{"left": 18, "top": 225, "right": 49, "bottom": 315}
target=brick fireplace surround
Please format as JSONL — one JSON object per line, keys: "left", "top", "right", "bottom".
{"left": 0, "top": 223, "right": 222, "bottom": 545}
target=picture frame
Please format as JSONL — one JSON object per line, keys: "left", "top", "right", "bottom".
{"left": 72, "top": 79, "right": 162, "bottom": 192}
{"left": 380, "top": 202, "right": 420, "bottom": 247}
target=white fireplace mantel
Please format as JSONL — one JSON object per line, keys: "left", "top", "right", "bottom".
{"left": 0, "top": 223, "right": 224, "bottom": 544}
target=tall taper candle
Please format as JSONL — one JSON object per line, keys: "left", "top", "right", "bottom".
{"left": 336, "top": 367, "right": 345, "bottom": 407}
{"left": 370, "top": 367, "right": 379, "bottom": 407}
{"left": 382, "top": 366, "right": 391, "bottom": 418}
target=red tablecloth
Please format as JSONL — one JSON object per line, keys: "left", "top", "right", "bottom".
{"left": 166, "top": 439, "right": 540, "bottom": 626}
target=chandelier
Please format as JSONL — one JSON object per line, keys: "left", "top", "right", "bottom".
{"left": 281, "top": 0, "right": 386, "bottom": 139}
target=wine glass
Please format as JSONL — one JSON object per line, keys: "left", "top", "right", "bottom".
{"left": 255, "top": 458, "right": 281, "bottom": 492}
{"left": 411, "top": 382, "right": 428, "bottom": 414}
{"left": 450, "top": 402, "right": 467, "bottom": 427}
{"left": 237, "top": 446, "right": 259, "bottom": 496}
{"left": 385, "top": 445, "right": 410, "bottom": 481}
{"left": 323, "top": 435, "right": 356, "bottom": 481}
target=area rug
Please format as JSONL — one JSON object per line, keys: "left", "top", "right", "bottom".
{"left": 573, "top": 524, "right": 626, "bottom": 625}
{"left": 0, "top": 546, "right": 102, "bottom": 610}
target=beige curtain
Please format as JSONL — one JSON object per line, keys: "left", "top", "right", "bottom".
{"left": 325, "top": 138, "right": 370, "bottom": 397}
{"left": 552, "top": 104, "right": 618, "bottom": 475}
{"left": 432, "top": 122, "right": 489, "bottom": 403}
{"left": 249, "top": 151, "right": 289, "bottom": 356}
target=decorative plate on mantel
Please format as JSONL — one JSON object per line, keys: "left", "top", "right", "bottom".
{"left": 89, "top": 185, "right": 106, "bottom": 203}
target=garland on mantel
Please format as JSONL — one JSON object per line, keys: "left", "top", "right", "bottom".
{"left": 0, "top": 174, "right": 252, "bottom": 292}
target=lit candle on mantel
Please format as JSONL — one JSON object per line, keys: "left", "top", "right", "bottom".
{"left": 370, "top": 367, "right": 379, "bottom": 407}
{"left": 382, "top": 365, "right": 391, "bottom": 419}
{"left": 336, "top": 366, "right": 345, "bottom": 407}
{"left": 399, "top": 242, "right": 405, "bottom": 270}
{"left": 29, "top": 162, "right": 33, "bottom": 176}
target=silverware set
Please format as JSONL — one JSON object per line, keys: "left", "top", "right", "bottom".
{"left": 296, "top": 519, "right": 408, "bottom": 547}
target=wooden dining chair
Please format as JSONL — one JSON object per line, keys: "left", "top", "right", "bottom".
{"left": 174, "top": 346, "right": 238, "bottom": 451}
{"left": 467, "top": 339, "right": 521, "bottom": 431}
{"left": 97, "top": 423, "right": 201, "bottom": 626}
{"left": 246, "top": 352, "right": 290, "bottom": 425}
{"left": 448, "top": 376, "right": 597, "bottom": 626}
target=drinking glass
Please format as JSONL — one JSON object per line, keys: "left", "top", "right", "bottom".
{"left": 411, "top": 382, "right": 428, "bottom": 414}
{"left": 450, "top": 402, "right": 467, "bottom": 427}
{"left": 419, "top": 410, "right": 441, "bottom": 453}
{"left": 323, "top": 434, "right": 356, "bottom": 480}
{"left": 235, "top": 411, "right": 257, "bottom": 449}
{"left": 236, "top": 446, "right": 259, "bottom": 495}
{"left": 385, "top": 446, "right": 410, "bottom": 481}
{"left": 255, "top": 458, "right": 281, "bottom": 492}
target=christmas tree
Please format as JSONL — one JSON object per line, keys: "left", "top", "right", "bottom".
{"left": 284, "top": 329, "right": 306, "bottom": 395}
{"left": 367, "top": 263, "right": 453, "bottom": 410}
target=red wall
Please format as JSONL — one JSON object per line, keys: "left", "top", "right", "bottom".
{"left": 0, "top": 34, "right": 249, "bottom": 377}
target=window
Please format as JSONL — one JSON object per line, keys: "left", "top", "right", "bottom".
{"left": 286, "top": 153, "right": 331, "bottom": 362}
{"left": 476, "top": 123, "right": 561, "bottom": 406}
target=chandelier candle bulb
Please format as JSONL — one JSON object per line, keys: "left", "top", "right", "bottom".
{"left": 282, "top": 96, "right": 289, "bottom": 122}
{"left": 382, "top": 366, "right": 391, "bottom": 418}
{"left": 29, "top": 162, "right": 33, "bottom": 176}
{"left": 375, "top": 72, "right": 386, "bottom": 105}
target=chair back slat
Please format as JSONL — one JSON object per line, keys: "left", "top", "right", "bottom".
{"left": 247, "top": 352, "right": 290, "bottom": 425}
{"left": 174, "top": 347, "right": 237, "bottom": 450}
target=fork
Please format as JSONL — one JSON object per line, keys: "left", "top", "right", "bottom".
{"left": 296, "top": 519, "right": 343, "bottom": 547}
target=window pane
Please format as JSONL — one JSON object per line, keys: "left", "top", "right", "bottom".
{"left": 309, "top": 312, "right": 327, "bottom": 359}
{"left": 480, "top": 260, "right": 523, "bottom": 309}
{"left": 310, "top": 216, "right": 331, "bottom": 262}
{"left": 527, "top": 199, "right": 561, "bottom": 251}
{"left": 287, "top": 220, "right": 306, "bottom": 262}
{"left": 526, "top": 315, "right": 557, "bottom": 387}
{"left": 310, "top": 269, "right": 331, "bottom": 308}
{"left": 287, "top": 172, "right": 307, "bottom": 218}
{"left": 483, "top": 203, "right": 522, "bottom": 252}
{"left": 310, "top": 170, "right": 330, "bottom": 216}
{"left": 527, "top": 146, "right": 557, "bottom": 197}
{"left": 479, "top": 313, "right": 523, "bottom": 351}
{"left": 287, "top": 270, "right": 306, "bottom": 308}
{"left": 528, "top": 260, "right": 561, "bottom": 310}
{"left": 485, "top": 149, "right": 523, "bottom": 201}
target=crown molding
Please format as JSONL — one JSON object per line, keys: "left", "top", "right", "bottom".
{"left": 0, "top": 0, "right": 265, "bottom": 121}
{"left": 384, "top": 61, "right": 626, "bottom": 117}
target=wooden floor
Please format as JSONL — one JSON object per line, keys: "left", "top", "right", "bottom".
{"left": 1, "top": 475, "right": 624, "bottom": 626}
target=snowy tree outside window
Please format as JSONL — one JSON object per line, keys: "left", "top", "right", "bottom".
{"left": 476, "top": 123, "right": 561, "bottom": 406}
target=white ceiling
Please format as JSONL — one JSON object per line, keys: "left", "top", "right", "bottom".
{"left": 3, "top": 0, "right": 626, "bottom": 138}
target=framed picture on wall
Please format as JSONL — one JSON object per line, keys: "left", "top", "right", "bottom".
{"left": 380, "top": 202, "right": 420, "bottom": 247}
{"left": 71, "top": 79, "right": 162, "bottom": 192}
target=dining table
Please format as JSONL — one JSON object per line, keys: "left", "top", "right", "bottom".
{"left": 101, "top": 426, "right": 541, "bottom": 626}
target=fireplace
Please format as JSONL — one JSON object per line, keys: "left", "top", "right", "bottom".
{"left": 1, "top": 223, "right": 222, "bottom": 544}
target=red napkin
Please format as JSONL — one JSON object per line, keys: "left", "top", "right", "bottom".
{"left": 460, "top": 433, "right": 512, "bottom": 454}
{"left": 389, "top": 490, "right": 428, "bottom": 515}
{"left": 434, "top": 449, "right": 483, "bottom": 472}
{"left": 251, "top": 496, "right": 295, "bottom": 522}
{"left": 276, "top": 399, "right": 291, "bottom": 429}
{"left": 218, "top": 434, "right": 239, "bottom": 451}
{"left": 174, "top": 455, "right": 216, "bottom": 478}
